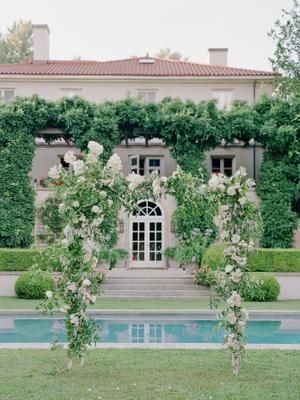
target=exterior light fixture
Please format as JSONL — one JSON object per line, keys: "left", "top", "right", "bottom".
{"left": 119, "top": 219, "right": 125, "bottom": 233}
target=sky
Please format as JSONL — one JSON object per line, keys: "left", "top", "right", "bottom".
{"left": 0, "top": 0, "right": 294, "bottom": 71}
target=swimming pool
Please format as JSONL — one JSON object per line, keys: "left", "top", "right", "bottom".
{"left": 1, "top": 316, "right": 300, "bottom": 345}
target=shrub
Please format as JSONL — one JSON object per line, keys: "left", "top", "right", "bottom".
{"left": 202, "top": 243, "right": 300, "bottom": 272}
{"left": 98, "top": 248, "right": 128, "bottom": 269}
{"left": 15, "top": 270, "right": 56, "bottom": 299}
{"left": 243, "top": 273, "right": 280, "bottom": 302}
{"left": 194, "top": 265, "right": 215, "bottom": 287}
{"left": 0, "top": 248, "right": 42, "bottom": 271}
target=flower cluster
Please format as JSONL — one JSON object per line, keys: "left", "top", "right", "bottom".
{"left": 209, "top": 168, "right": 259, "bottom": 375}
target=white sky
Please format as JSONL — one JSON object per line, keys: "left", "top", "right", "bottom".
{"left": 0, "top": 0, "right": 294, "bottom": 71}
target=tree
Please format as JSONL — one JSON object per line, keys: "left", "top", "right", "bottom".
{"left": 155, "top": 47, "right": 188, "bottom": 61}
{"left": 269, "top": 0, "right": 300, "bottom": 98}
{"left": 0, "top": 20, "right": 32, "bottom": 64}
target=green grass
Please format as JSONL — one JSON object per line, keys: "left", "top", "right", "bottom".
{"left": 0, "top": 297, "right": 300, "bottom": 311}
{"left": 0, "top": 349, "right": 299, "bottom": 399}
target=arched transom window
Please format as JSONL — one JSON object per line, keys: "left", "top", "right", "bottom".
{"left": 132, "top": 200, "right": 162, "bottom": 217}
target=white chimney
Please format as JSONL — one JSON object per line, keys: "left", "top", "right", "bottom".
{"left": 208, "top": 48, "right": 228, "bottom": 66}
{"left": 32, "top": 24, "right": 50, "bottom": 64}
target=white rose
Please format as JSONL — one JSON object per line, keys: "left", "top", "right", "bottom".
{"left": 87, "top": 141, "right": 103, "bottom": 156}
{"left": 213, "top": 216, "right": 223, "bottom": 227}
{"left": 61, "top": 238, "right": 70, "bottom": 247}
{"left": 227, "top": 292, "right": 242, "bottom": 308}
{"left": 48, "top": 165, "right": 61, "bottom": 180}
{"left": 99, "top": 191, "right": 107, "bottom": 198}
{"left": 70, "top": 314, "right": 79, "bottom": 327}
{"left": 231, "top": 269, "right": 243, "bottom": 283}
{"left": 92, "top": 217, "right": 103, "bottom": 227}
{"left": 64, "top": 151, "right": 77, "bottom": 164}
{"left": 231, "top": 234, "right": 241, "bottom": 244}
{"left": 226, "top": 186, "right": 236, "bottom": 196}
{"left": 72, "top": 160, "right": 85, "bottom": 176}
{"left": 82, "top": 279, "right": 91, "bottom": 287}
{"left": 90, "top": 295, "right": 97, "bottom": 304}
{"left": 67, "top": 283, "right": 77, "bottom": 293}
{"left": 63, "top": 224, "right": 74, "bottom": 244}
{"left": 72, "top": 200, "right": 79, "bottom": 208}
{"left": 91, "top": 205, "right": 101, "bottom": 214}
{"left": 59, "top": 203, "right": 65, "bottom": 214}
{"left": 238, "top": 197, "right": 247, "bottom": 206}
{"left": 225, "top": 264, "right": 234, "bottom": 274}
{"left": 106, "top": 153, "right": 123, "bottom": 172}
{"left": 237, "top": 320, "right": 246, "bottom": 332}
{"left": 46, "top": 290, "right": 53, "bottom": 299}
{"left": 226, "top": 313, "right": 237, "bottom": 325}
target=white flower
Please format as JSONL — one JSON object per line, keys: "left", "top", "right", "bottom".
{"left": 70, "top": 314, "right": 79, "bottom": 327}
{"left": 61, "top": 239, "right": 69, "bottom": 247}
{"left": 78, "top": 176, "right": 86, "bottom": 183}
{"left": 213, "top": 216, "right": 223, "bottom": 227}
{"left": 83, "top": 239, "right": 96, "bottom": 262}
{"left": 67, "top": 282, "right": 77, "bottom": 293}
{"left": 107, "top": 199, "right": 113, "bottom": 207}
{"left": 232, "top": 234, "right": 241, "bottom": 244}
{"left": 199, "top": 184, "right": 207, "bottom": 193}
{"left": 220, "top": 231, "right": 229, "bottom": 240}
{"left": 72, "top": 200, "right": 79, "bottom": 208}
{"left": 46, "top": 290, "right": 53, "bottom": 299}
{"left": 87, "top": 141, "right": 103, "bottom": 156}
{"left": 208, "top": 174, "right": 223, "bottom": 189}
{"left": 106, "top": 153, "right": 123, "bottom": 172}
{"left": 91, "top": 205, "right": 102, "bottom": 214}
{"left": 223, "top": 246, "right": 236, "bottom": 257}
{"left": 238, "top": 197, "right": 247, "bottom": 206}
{"left": 227, "top": 292, "right": 242, "bottom": 308}
{"left": 226, "top": 186, "right": 236, "bottom": 196}
{"left": 237, "top": 320, "right": 246, "bottom": 332}
{"left": 232, "top": 255, "right": 247, "bottom": 266}
{"left": 59, "top": 203, "right": 65, "bottom": 214}
{"left": 127, "top": 172, "right": 144, "bottom": 190}
{"left": 92, "top": 216, "right": 103, "bottom": 227}
{"left": 72, "top": 160, "right": 85, "bottom": 176}
{"left": 90, "top": 295, "right": 97, "bottom": 304}
{"left": 63, "top": 224, "right": 74, "bottom": 245}
{"left": 231, "top": 269, "right": 243, "bottom": 283}
{"left": 86, "top": 152, "right": 98, "bottom": 164}
{"left": 234, "top": 167, "right": 247, "bottom": 178}
{"left": 82, "top": 279, "right": 91, "bottom": 287}
{"left": 152, "top": 178, "right": 161, "bottom": 196}
{"left": 99, "top": 191, "right": 107, "bottom": 198}
{"left": 48, "top": 165, "right": 61, "bottom": 180}
{"left": 220, "top": 205, "right": 229, "bottom": 213}
{"left": 64, "top": 151, "right": 77, "bottom": 164}
{"left": 240, "top": 308, "right": 249, "bottom": 320}
{"left": 226, "top": 312, "right": 237, "bottom": 325}
{"left": 225, "top": 264, "right": 234, "bottom": 274}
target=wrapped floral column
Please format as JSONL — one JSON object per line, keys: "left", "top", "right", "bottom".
{"left": 209, "top": 167, "right": 260, "bottom": 375}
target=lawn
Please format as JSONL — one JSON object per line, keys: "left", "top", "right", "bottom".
{"left": 0, "top": 297, "right": 300, "bottom": 311}
{"left": 0, "top": 349, "right": 299, "bottom": 400}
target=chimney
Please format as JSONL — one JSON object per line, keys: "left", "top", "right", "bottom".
{"left": 208, "top": 48, "right": 228, "bottom": 66}
{"left": 32, "top": 24, "right": 50, "bottom": 64}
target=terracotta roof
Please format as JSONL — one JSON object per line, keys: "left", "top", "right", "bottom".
{"left": 0, "top": 57, "right": 276, "bottom": 77}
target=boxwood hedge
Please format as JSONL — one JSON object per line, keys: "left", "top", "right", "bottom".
{"left": 202, "top": 243, "right": 300, "bottom": 272}
{"left": 0, "top": 248, "right": 41, "bottom": 271}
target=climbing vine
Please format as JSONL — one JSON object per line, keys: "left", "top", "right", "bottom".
{"left": 0, "top": 95, "right": 299, "bottom": 248}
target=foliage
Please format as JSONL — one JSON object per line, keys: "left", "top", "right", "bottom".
{"left": 194, "top": 264, "right": 215, "bottom": 287}
{"left": 269, "top": 0, "right": 300, "bottom": 99}
{"left": 98, "top": 247, "right": 128, "bottom": 269}
{"left": 15, "top": 270, "right": 56, "bottom": 299}
{"left": 155, "top": 47, "right": 188, "bottom": 61}
{"left": 0, "top": 95, "right": 299, "bottom": 248}
{"left": 38, "top": 195, "right": 64, "bottom": 242}
{"left": 0, "top": 19, "right": 32, "bottom": 64}
{"left": 0, "top": 248, "right": 42, "bottom": 271}
{"left": 242, "top": 273, "right": 280, "bottom": 302}
{"left": 202, "top": 243, "right": 300, "bottom": 272}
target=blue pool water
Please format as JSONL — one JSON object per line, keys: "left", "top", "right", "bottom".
{"left": 1, "top": 317, "right": 300, "bottom": 344}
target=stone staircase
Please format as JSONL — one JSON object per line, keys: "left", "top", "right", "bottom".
{"left": 100, "top": 268, "right": 210, "bottom": 299}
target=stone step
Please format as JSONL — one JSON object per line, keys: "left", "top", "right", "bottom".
{"left": 101, "top": 289, "right": 209, "bottom": 296}
{"left": 102, "top": 284, "right": 200, "bottom": 290}
{"left": 103, "top": 278, "right": 194, "bottom": 285}
{"left": 101, "top": 293, "right": 210, "bottom": 299}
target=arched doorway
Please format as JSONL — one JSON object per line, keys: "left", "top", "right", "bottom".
{"left": 129, "top": 200, "right": 164, "bottom": 268}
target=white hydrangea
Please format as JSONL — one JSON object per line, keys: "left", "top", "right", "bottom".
{"left": 72, "top": 160, "right": 85, "bottom": 176}
{"left": 87, "top": 141, "right": 103, "bottom": 156}
{"left": 227, "top": 292, "right": 242, "bottom": 308}
{"left": 226, "top": 186, "right": 236, "bottom": 196}
{"left": 152, "top": 178, "right": 162, "bottom": 196}
{"left": 208, "top": 174, "right": 225, "bottom": 190}
{"left": 106, "top": 153, "right": 123, "bottom": 172}
{"left": 48, "top": 165, "right": 61, "bottom": 180}
{"left": 127, "top": 172, "right": 144, "bottom": 190}
{"left": 64, "top": 151, "right": 77, "bottom": 164}
{"left": 86, "top": 153, "right": 98, "bottom": 164}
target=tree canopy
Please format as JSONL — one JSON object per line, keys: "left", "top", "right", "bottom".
{"left": 0, "top": 19, "right": 32, "bottom": 64}
{"left": 155, "top": 47, "right": 188, "bottom": 61}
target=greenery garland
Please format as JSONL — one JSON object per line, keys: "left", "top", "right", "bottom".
{"left": 0, "top": 95, "right": 299, "bottom": 248}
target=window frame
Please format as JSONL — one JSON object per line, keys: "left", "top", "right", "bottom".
{"left": 211, "top": 156, "right": 235, "bottom": 177}
{"left": 130, "top": 155, "right": 164, "bottom": 175}
{"left": 0, "top": 88, "right": 15, "bottom": 103}
{"left": 212, "top": 89, "right": 234, "bottom": 110}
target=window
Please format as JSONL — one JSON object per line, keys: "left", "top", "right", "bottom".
{"left": 211, "top": 157, "right": 234, "bottom": 177}
{"left": 212, "top": 89, "right": 234, "bottom": 110}
{"left": 60, "top": 88, "right": 82, "bottom": 98}
{"left": 137, "top": 90, "right": 157, "bottom": 103}
{"left": 130, "top": 155, "right": 162, "bottom": 175}
{"left": 0, "top": 89, "right": 14, "bottom": 103}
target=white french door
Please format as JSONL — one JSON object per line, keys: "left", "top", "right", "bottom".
{"left": 129, "top": 201, "right": 164, "bottom": 268}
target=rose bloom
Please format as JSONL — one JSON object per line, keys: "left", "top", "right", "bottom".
{"left": 225, "top": 264, "right": 234, "bottom": 274}
{"left": 46, "top": 290, "right": 53, "bottom": 299}
{"left": 226, "top": 292, "right": 242, "bottom": 307}
{"left": 226, "top": 186, "right": 236, "bottom": 196}
{"left": 91, "top": 205, "right": 102, "bottom": 214}
{"left": 226, "top": 312, "right": 237, "bottom": 325}
{"left": 230, "top": 269, "right": 243, "bottom": 283}
{"left": 238, "top": 196, "right": 247, "bottom": 206}
{"left": 70, "top": 314, "right": 79, "bottom": 327}
{"left": 72, "top": 200, "right": 80, "bottom": 208}
{"left": 64, "top": 151, "right": 77, "bottom": 164}
{"left": 87, "top": 141, "right": 103, "bottom": 156}
{"left": 82, "top": 279, "right": 91, "bottom": 287}
{"left": 231, "top": 234, "right": 241, "bottom": 244}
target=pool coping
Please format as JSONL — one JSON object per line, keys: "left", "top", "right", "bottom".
{"left": 1, "top": 309, "right": 300, "bottom": 319}
{"left": 0, "top": 343, "right": 300, "bottom": 350}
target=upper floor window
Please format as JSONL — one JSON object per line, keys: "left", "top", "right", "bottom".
{"left": 212, "top": 89, "right": 234, "bottom": 110}
{"left": 137, "top": 90, "right": 157, "bottom": 103}
{"left": 212, "top": 157, "right": 234, "bottom": 177}
{"left": 0, "top": 89, "right": 14, "bottom": 103}
{"left": 60, "top": 88, "right": 82, "bottom": 98}
{"left": 130, "top": 155, "right": 163, "bottom": 175}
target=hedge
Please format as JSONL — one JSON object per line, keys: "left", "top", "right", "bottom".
{"left": 202, "top": 243, "right": 300, "bottom": 272}
{"left": 15, "top": 270, "right": 56, "bottom": 299}
{"left": 0, "top": 248, "right": 41, "bottom": 271}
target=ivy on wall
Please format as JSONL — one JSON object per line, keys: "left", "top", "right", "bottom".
{"left": 0, "top": 95, "right": 299, "bottom": 248}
